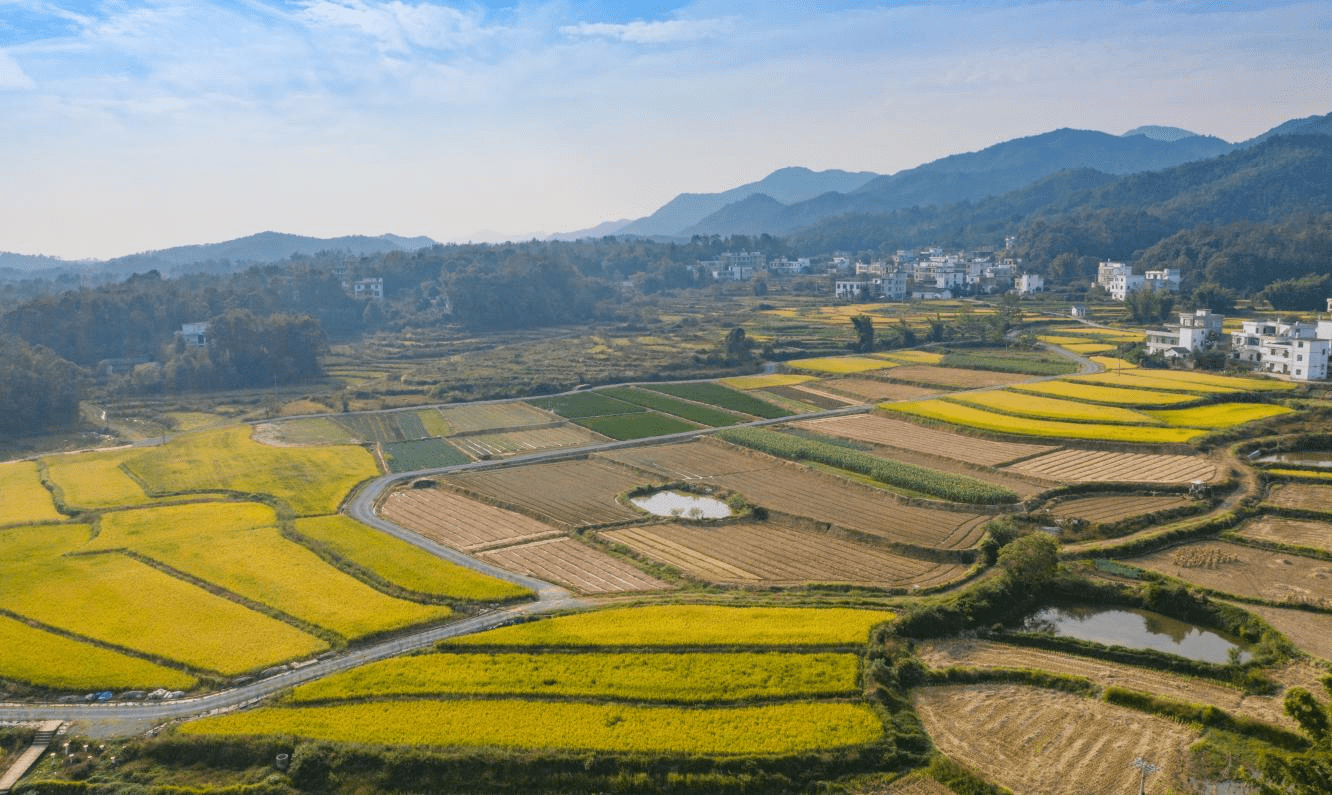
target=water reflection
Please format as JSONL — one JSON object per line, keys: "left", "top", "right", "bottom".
{"left": 630, "top": 490, "right": 733, "bottom": 519}
{"left": 1021, "top": 605, "right": 1250, "bottom": 664}
{"left": 1258, "top": 451, "right": 1332, "bottom": 468}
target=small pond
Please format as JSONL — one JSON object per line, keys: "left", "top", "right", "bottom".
{"left": 1020, "top": 604, "right": 1251, "bottom": 664}
{"left": 631, "top": 490, "right": 733, "bottom": 520}
{"left": 1257, "top": 450, "right": 1332, "bottom": 468}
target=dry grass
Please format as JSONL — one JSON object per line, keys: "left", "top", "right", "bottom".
{"left": 380, "top": 487, "right": 562, "bottom": 552}
{"left": 1265, "top": 483, "right": 1332, "bottom": 514}
{"left": 794, "top": 414, "right": 1055, "bottom": 467}
{"left": 1132, "top": 541, "right": 1332, "bottom": 608}
{"left": 1006, "top": 449, "right": 1217, "bottom": 483}
{"left": 1235, "top": 516, "right": 1332, "bottom": 553}
{"left": 1046, "top": 494, "right": 1194, "bottom": 524}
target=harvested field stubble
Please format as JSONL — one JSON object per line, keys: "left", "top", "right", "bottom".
{"left": 1234, "top": 603, "right": 1332, "bottom": 661}
{"left": 449, "top": 425, "right": 604, "bottom": 458}
{"left": 796, "top": 413, "right": 1055, "bottom": 467}
{"left": 477, "top": 536, "right": 674, "bottom": 594}
{"left": 1046, "top": 494, "right": 1194, "bottom": 524}
{"left": 820, "top": 379, "right": 942, "bottom": 402}
{"left": 883, "top": 365, "right": 1033, "bottom": 388}
{"left": 1265, "top": 483, "right": 1332, "bottom": 514}
{"left": 913, "top": 684, "right": 1196, "bottom": 795}
{"left": 1006, "top": 449, "right": 1216, "bottom": 483}
{"left": 1132, "top": 541, "right": 1332, "bottom": 608}
{"left": 442, "top": 458, "right": 645, "bottom": 528}
{"left": 380, "top": 488, "right": 562, "bottom": 552}
{"left": 1235, "top": 516, "right": 1332, "bottom": 552}
{"left": 438, "top": 402, "right": 556, "bottom": 433}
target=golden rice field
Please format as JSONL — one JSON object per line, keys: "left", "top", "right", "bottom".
{"left": 291, "top": 515, "right": 531, "bottom": 602}
{"left": 181, "top": 699, "right": 885, "bottom": 754}
{"left": 41, "top": 448, "right": 167, "bottom": 510}
{"left": 286, "top": 651, "right": 860, "bottom": 704}
{"left": 91, "top": 503, "right": 453, "bottom": 640}
{"left": 0, "top": 613, "right": 196, "bottom": 691}
{"left": 1072, "top": 371, "right": 1241, "bottom": 394}
{"left": 122, "top": 426, "right": 379, "bottom": 515}
{"left": 1061, "top": 342, "right": 1118, "bottom": 354}
{"left": 1267, "top": 468, "right": 1332, "bottom": 482}
{"left": 1036, "top": 335, "right": 1099, "bottom": 345}
{"left": 1127, "top": 368, "right": 1299, "bottom": 391}
{"left": 0, "top": 460, "right": 62, "bottom": 525}
{"left": 883, "top": 400, "right": 1205, "bottom": 443}
{"left": 1144, "top": 402, "right": 1294, "bottom": 428}
{"left": 785, "top": 355, "right": 897, "bottom": 375}
{"left": 875, "top": 350, "right": 945, "bottom": 365}
{"left": 1009, "top": 380, "right": 1198, "bottom": 407}
{"left": 1, "top": 523, "right": 327, "bottom": 675}
{"left": 1044, "top": 326, "right": 1144, "bottom": 342}
{"left": 446, "top": 605, "right": 894, "bottom": 647}
{"left": 947, "top": 391, "right": 1156, "bottom": 425}
{"left": 719, "top": 373, "right": 816, "bottom": 390}
{"left": 1090, "top": 356, "right": 1139, "bottom": 370}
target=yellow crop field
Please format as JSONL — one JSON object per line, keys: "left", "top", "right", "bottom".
{"left": 165, "top": 412, "right": 226, "bottom": 431}
{"left": 418, "top": 409, "right": 451, "bottom": 437}
{"left": 1037, "top": 335, "right": 1100, "bottom": 345}
{"left": 1090, "top": 356, "right": 1139, "bottom": 370}
{"left": 122, "top": 426, "right": 379, "bottom": 515}
{"left": 92, "top": 504, "right": 452, "bottom": 640}
{"left": 1071, "top": 371, "right": 1240, "bottom": 394}
{"left": 292, "top": 516, "right": 530, "bottom": 602}
{"left": 41, "top": 448, "right": 164, "bottom": 510}
{"left": 0, "top": 461, "right": 62, "bottom": 525}
{"left": 287, "top": 651, "right": 860, "bottom": 704}
{"left": 1062, "top": 342, "right": 1117, "bottom": 354}
{"left": 1009, "top": 381, "right": 1198, "bottom": 407}
{"left": 1145, "top": 403, "right": 1294, "bottom": 428}
{"left": 1, "top": 523, "right": 326, "bottom": 674}
{"left": 883, "top": 400, "right": 1205, "bottom": 443}
{"left": 1044, "top": 326, "right": 1143, "bottom": 342}
{"left": 182, "top": 700, "right": 885, "bottom": 754}
{"left": 446, "top": 605, "right": 893, "bottom": 647}
{"left": 786, "top": 356, "right": 897, "bottom": 375}
{"left": 720, "top": 373, "right": 816, "bottom": 390}
{"left": 1132, "top": 369, "right": 1299, "bottom": 391}
{"left": 949, "top": 391, "right": 1157, "bottom": 425}
{"left": 0, "top": 614, "right": 196, "bottom": 691}
{"left": 1267, "top": 468, "right": 1332, "bottom": 481}
{"left": 876, "top": 350, "right": 944, "bottom": 365}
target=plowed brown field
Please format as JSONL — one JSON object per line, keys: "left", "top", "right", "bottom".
{"left": 916, "top": 638, "right": 1292, "bottom": 729}
{"left": 1235, "top": 516, "right": 1332, "bottom": 552}
{"left": 598, "top": 440, "right": 779, "bottom": 480}
{"left": 477, "top": 537, "right": 673, "bottom": 594}
{"left": 821, "top": 379, "right": 942, "bottom": 402}
{"left": 602, "top": 521, "right": 969, "bottom": 588}
{"left": 451, "top": 425, "right": 606, "bottom": 458}
{"left": 1266, "top": 482, "right": 1332, "bottom": 513}
{"left": 1047, "top": 494, "right": 1194, "bottom": 524}
{"left": 795, "top": 414, "right": 1055, "bottom": 467}
{"left": 913, "top": 684, "right": 1196, "bottom": 795}
{"left": 1131, "top": 541, "right": 1332, "bottom": 608}
{"left": 1006, "top": 449, "right": 1216, "bottom": 483}
{"left": 379, "top": 487, "right": 562, "bottom": 552}
{"left": 438, "top": 402, "right": 557, "bottom": 433}
{"left": 443, "top": 458, "right": 646, "bottom": 528}
{"left": 886, "top": 365, "right": 1033, "bottom": 388}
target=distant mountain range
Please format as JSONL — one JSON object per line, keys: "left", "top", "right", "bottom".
{"left": 0, "top": 232, "right": 436, "bottom": 277}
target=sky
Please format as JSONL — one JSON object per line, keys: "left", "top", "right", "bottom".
{"left": 1, "top": 0, "right": 1330, "bottom": 260}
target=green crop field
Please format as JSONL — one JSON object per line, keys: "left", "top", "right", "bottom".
{"left": 717, "top": 426, "right": 1017, "bottom": 503}
{"left": 336, "top": 409, "right": 445, "bottom": 443}
{"left": 292, "top": 516, "right": 531, "bottom": 602}
{"left": 0, "top": 460, "right": 62, "bottom": 525}
{"left": 883, "top": 400, "right": 1206, "bottom": 443}
{"left": 644, "top": 382, "right": 791, "bottom": 418}
{"left": 948, "top": 391, "right": 1157, "bottom": 425}
{"left": 574, "top": 412, "right": 699, "bottom": 440}
{"left": 182, "top": 699, "right": 884, "bottom": 754}
{"left": 1009, "top": 381, "right": 1199, "bottom": 407}
{"left": 381, "top": 437, "right": 471, "bottom": 472}
{"left": 1144, "top": 402, "right": 1294, "bottom": 429}
{"left": 122, "top": 426, "right": 379, "bottom": 515}
{"left": 938, "top": 350, "right": 1077, "bottom": 375}
{"left": 286, "top": 651, "right": 859, "bottom": 704}
{"left": 528, "top": 391, "right": 647, "bottom": 419}
{"left": 269, "top": 417, "right": 359, "bottom": 445}
{"left": 0, "top": 613, "right": 196, "bottom": 691}
{"left": 91, "top": 503, "right": 453, "bottom": 640}
{"left": 600, "top": 387, "right": 749, "bottom": 426}
{"left": 446, "top": 605, "right": 894, "bottom": 647}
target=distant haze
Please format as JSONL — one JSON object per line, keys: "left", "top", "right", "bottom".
{"left": 1, "top": 0, "right": 1330, "bottom": 259}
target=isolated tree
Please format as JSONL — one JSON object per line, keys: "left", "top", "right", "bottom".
{"left": 850, "top": 314, "right": 875, "bottom": 352}
{"left": 1125, "top": 288, "right": 1175, "bottom": 324}
{"left": 722, "top": 327, "right": 755, "bottom": 364}
{"left": 997, "top": 533, "right": 1058, "bottom": 587}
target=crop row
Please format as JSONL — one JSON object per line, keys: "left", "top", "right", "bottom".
{"left": 883, "top": 400, "right": 1205, "bottom": 444}
{"left": 643, "top": 382, "right": 792, "bottom": 419}
{"left": 785, "top": 355, "right": 896, "bottom": 374}
{"left": 575, "top": 412, "right": 699, "bottom": 440}
{"left": 599, "top": 386, "right": 749, "bottom": 426}
{"left": 1009, "top": 381, "right": 1199, "bottom": 407}
{"left": 715, "top": 427, "right": 1018, "bottom": 504}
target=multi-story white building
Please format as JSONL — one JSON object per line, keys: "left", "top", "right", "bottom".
{"left": 1015, "top": 273, "right": 1044, "bottom": 295}
{"left": 1230, "top": 318, "right": 1331, "bottom": 381}
{"left": 1145, "top": 309, "right": 1225, "bottom": 355}
{"left": 1096, "top": 261, "right": 1179, "bottom": 301}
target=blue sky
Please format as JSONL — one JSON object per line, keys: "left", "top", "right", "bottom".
{"left": 1, "top": 0, "right": 1330, "bottom": 259}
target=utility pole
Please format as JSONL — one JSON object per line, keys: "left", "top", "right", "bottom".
{"left": 1130, "top": 757, "right": 1158, "bottom": 794}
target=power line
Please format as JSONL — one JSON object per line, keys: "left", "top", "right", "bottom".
{"left": 1131, "top": 757, "right": 1159, "bottom": 795}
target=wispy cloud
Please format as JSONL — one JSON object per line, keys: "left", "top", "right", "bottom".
{"left": 0, "top": 49, "right": 35, "bottom": 88}
{"left": 560, "top": 16, "right": 734, "bottom": 45}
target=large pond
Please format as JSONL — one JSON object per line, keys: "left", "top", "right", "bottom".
{"left": 631, "top": 490, "right": 733, "bottom": 520}
{"left": 1257, "top": 450, "right": 1332, "bottom": 468}
{"left": 1021, "top": 605, "right": 1251, "bottom": 664}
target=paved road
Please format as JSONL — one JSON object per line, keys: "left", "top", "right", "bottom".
{"left": 0, "top": 402, "right": 872, "bottom": 729}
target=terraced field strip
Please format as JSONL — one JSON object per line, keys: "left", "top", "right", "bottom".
{"left": 602, "top": 521, "right": 969, "bottom": 588}
{"left": 442, "top": 458, "right": 645, "bottom": 528}
{"left": 1265, "top": 482, "right": 1332, "bottom": 513}
{"left": 335, "top": 411, "right": 430, "bottom": 443}
{"left": 380, "top": 488, "right": 564, "bottom": 552}
{"left": 599, "top": 386, "right": 750, "bottom": 426}
{"left": 915, "top": 638, "right": 1289, "bottom": 729}
{"left": 477, "top": 536, "right": 674, "bottom": 594}
{"left": 41, "top": 448, "right": 165, "bottom": 510}
{"left": 884, "top": 365, "right": 1034, "bottom": 388}
{"left": 1061, "top": 341, "right": 1117, "bottom": 354}
{"left": 437, "top": 402, "right": 557, "bottom": 433}
{"left": 794, "top": 413, "right": 1056, "bottom": 467}
{"left": 719, "top": 373, "right": 815, "bottom": 390}
{"left": 381, "top": 438, "right": 471, "bottom": 472}
{"left": 820, "top": 378, "right": 942, "bottom": 402}
{"left": 260, "top": 417, "right": 358, "bottom": 445}
{"left": 1006, "top": 449, "right": 1217, "bottom": 483}
{"left": 1130, "top": 540, "right": 1332, "bottom": 608}
{"left": 1234, "top": 516, "right": 1332, "bottom": 553}
{"left": 598, "top": 439, "right": 784, "bottom": 480}
{"left": 1047, "top": 494, "right": 1194, "bottom": 524}
{"left": 0, "top": 460, "right": 61, "bottom": 525}
{"left": 574, "top": 412, "right": 700, "bottom": 440}
{"left": 785, "top": 355, "right": 897, "bottom": 375}
{"left": 758, "top": 384, "right": 850, "bottom": 410}
{"left": 1118, "top": 368, "right": 1299, "bottom": 392}
{"left": 948, "top": 390, "right": 1159, "bottom": 425}
{"left": 1009, "top": 380, "right": 1200, "bottom": 407}
{"left": 780, "top": 384, "right": 863, "bottom": 407}
{"left": 643, "top": 382, "right": 792, "bottom": 419}
{"left": 1231, "top": 603, "right": 1332, "bottom": 661}
{"left": 181, "top": 699, "right": 884, "bottom": 754}
{"left": 885, "top": 400, "right": 1206, "bottom": 444}
{"left": 1071, "top": 371, "right": 1243, "bottom": 394}
{"left": 527, "top": 391, "right": 646, "bottom": 419}
{"left": 913, "top": 684, "right": 1196, "bottom": 795}
{"left": 287, "top": 651, "right": 860, "bottom": 704}
{"left": 0, "top": 613, "right": 196, "bottom": 691}
{"left": 445, "top": 605, "right": 895, "bottom": 647}
{"left": 449, "top": 425, "right": 605, "bottom": 458}
{"left": 1145, "top": 403, "right": 1293, "bottom": 429}
{"left": 875, "top": 350, "right": 944, "bottom": 365}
